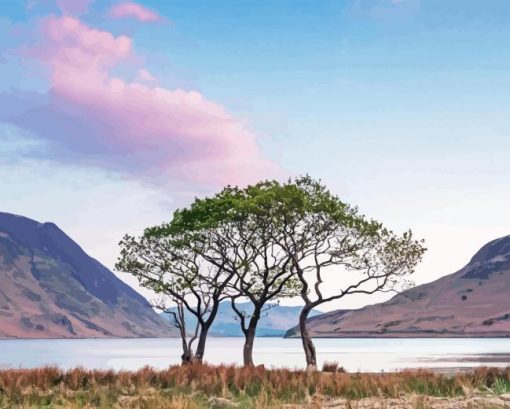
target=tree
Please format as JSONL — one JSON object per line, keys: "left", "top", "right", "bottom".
{"left": 116, "top": 230, "right": 234, "bottom": 364}
{"left": 226, "top": 224, "right": 298, "bottom": 366}
{"left": 221, "top": 177, "right": 426, "bottom": 371}
{"left": 117, "top": 176, "right": 425, "bottom": 370}
{"left": 167, "top": 187, "right": 300, "bottom": 366}
{"left": 156, "top": 299, "right": 199, "bottom": 364}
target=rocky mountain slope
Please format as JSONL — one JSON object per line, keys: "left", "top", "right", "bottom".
{"left": 163, "top": 301, "right": 322, "bottom": 337}
{"left": 286, "top": 235, "right": 510, "bottom": 338}
{"left": 0, "top": 212, "right": 173, "bottom": 338}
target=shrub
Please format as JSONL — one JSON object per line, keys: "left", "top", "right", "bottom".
{"left": 321, "top": 361, "right": 345, "bottom": 373}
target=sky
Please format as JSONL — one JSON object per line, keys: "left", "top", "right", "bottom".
{"left": 1, "top": 0, "right": 509, "bottom": 311}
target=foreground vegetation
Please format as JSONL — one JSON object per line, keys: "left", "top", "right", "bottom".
{"left": 1, "top": 364, "right": 509, "bottom": 408}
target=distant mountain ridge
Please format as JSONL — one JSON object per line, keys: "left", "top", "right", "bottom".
{"left": 286, "top": 235, "right": 510, "bottom": 338}
{"left": 162, "top": 301, "right": 322, "bottom": 337}
{"left": 0, "top": 211, "right": 173, "bottom": 338}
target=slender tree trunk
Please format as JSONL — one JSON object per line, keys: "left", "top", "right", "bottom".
{"left": 243, "top": 326, "right": 257, "bottom": 367}
{"left": 193, "top": 300, "right": 220, "bottom": 363}
{"left": 243, "top": 308, "right": 261, "bottom": 367}
{"left": 180, "top": 330, "right": 189, "bottom": 364}
{"left": 194, "top": 327, "right": 209, "bottom": 363}
{"left": 175, "top": 307, "right": 193, "bottom": 365}
{"left": 299, "top": 305, "right": 317, "bottom": 372}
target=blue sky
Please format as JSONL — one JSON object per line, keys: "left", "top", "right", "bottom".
{"left": 1, "top": 0, "right": 509, "bottom": 309}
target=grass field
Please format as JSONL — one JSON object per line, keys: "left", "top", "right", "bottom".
{"left": 0, "top": 364, "right": 509, "bottom": 408}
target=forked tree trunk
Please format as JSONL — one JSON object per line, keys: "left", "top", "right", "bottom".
{"left": 299, "top": 306, "right": 317, "bottom": 371}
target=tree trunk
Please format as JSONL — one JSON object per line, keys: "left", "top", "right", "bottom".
{"left": 194, "top": 327, "right": 209, "bottom": 363}
{"left": 243, "top": 308, "right": 261, "bottom": 367}
{"left": 192, "top": 300, "right": 220, "bottom": 364}
{"left": 181, "top": 347, "right": 194, "bottom": 365}
{"left": 177, "top": 314, "right": 192, "bottom": 365}
{"left": 299, "top": 306, "right": 317, "bottom": 372}
{"left": 243, "top": 326, "right": 257, "bottom": 366}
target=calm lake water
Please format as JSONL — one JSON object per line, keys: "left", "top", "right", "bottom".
{"left": 0, "top": 338, "right": 509, "bottom": 372}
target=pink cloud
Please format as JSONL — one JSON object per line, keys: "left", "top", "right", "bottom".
{"left": 109, "top": 2, "right": 161, "bottom": 22}
{"left": 57, "top": 0, "right": 94, "bottom": 15}
{"left": 0, "top": 16, "right": 277, "bottom": 187}
{"left": 138, "top": 68, "right": 155, "bottom": 81}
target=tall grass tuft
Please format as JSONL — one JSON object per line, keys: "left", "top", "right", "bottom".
{"left": 0, "top": 364, "right": 509, "bottom": 408}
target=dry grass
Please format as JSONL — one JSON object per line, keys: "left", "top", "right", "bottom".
{"left": 0, "top": 365, "right": 509, "bottom": 408}
{"left": 321, "top": 361, "right": 346, "bottom": 374}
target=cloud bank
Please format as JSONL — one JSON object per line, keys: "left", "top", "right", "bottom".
{"left": 0, "top": 14, "right": 277, "bottom": 187}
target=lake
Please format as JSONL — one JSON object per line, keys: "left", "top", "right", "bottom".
{"left": 1, "top": 338, "right": 509, "bottom": 372}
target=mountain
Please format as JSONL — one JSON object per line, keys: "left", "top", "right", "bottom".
{"left": 0, "top": 212, "right": 174, "bottom": 338}
{"left": 286, "top": 235, "right": 510, "bottom": 338}
{"left": 162, "top": 301, "right": 323, "bottom": 337}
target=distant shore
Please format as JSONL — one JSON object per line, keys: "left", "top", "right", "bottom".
{"left": 2, "top": 333, "right": 510, "bottom": 340}
{"left": 285, "top": 331, "right": 510, "bottom": 338}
